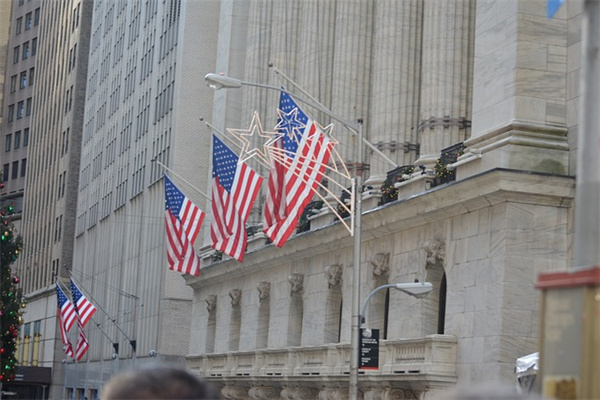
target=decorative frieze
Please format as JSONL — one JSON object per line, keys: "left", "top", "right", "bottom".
{"left": 205, "top": 295, "right": 217, "bottom": 313}
{"left": 288, "top": 274, "right": 304, "bottom": 295}
{"left": 370, "top": 252, "right": 390, "bottom": 279}
{"left": 229, "top": 289, "right": 242, "bottom": 307}
{"left": 326, "top": 264, "right": 343, "bottom": 288}
{"left": 257, "top": 282, "right": 271, "bottom": 301}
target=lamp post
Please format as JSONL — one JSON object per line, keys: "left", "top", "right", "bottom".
{"left": 205, "top": 72, "right": 369, "bottom": 400}
{"left": 360, "top": 282, "right": 433, "bottom": 328}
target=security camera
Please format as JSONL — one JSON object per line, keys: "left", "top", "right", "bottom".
{"left": 149, "top": 350, "right": 157, "bottom": 357}
{"left": 62, "top": 359, "right": 67, "bottom": 364}
{"left": 111, "top": 354, "right": 118, "bottom": 360}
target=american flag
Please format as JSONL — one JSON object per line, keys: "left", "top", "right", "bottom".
{"left": 75, "top": 318, "right": 89, "bottom": 361}
{"left": 56, "top": 285, "right": 75, "bottom": 358}
{"left": 210, "top": 135, "right": 263, "bottom": 261}
{"left": 70, "top": 280, "right": 97, "bottom": 328}
{"left": 165, "top": 175, "right": 205, "bottom": 276}
{"left": 263, "top": 92, "right": 334, "bottom": 247}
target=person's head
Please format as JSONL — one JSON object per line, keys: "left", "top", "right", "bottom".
{"left": 101, "top": 366, "right": 219, "bottom": 400}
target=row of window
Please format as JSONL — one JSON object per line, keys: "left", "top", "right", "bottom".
{"left": 2, "top": 159, "right": 27, "bottom": 181}
{"left": 6, "top": 98, "right": 33, "bottom": 122}
{"left": 10, "top": 67, "right": 35, "bottom": 92}
{"left": 14, "top": 8, "right": 40, "bottom": 36}
{"left": 13, "top": 38, "right": 38, "bottom": 63}
{"left": 5, "top": 128, "right": 30, "bottom": 152}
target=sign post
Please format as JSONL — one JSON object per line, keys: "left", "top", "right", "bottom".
{"left": 359, "top": 328, "right": 379, "bottom": 370}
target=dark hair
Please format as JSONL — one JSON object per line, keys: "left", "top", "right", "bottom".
{"left": 101, "top": 366, "right": 219, "bottom": 399}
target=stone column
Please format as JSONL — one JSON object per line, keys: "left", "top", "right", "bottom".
{"left": 415, "top": 0, "right": 475, "bottom": 170}
{"left": 366, "top": 0, "right": 423, "bottom": 189}
{"left": 330, "top": 0, "right": 374, "bottom": 168}
{"left": 460, "top": 0, "right": 569, "bottom": 178}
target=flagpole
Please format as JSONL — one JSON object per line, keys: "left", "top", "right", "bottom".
{"left": 152, "top": 159, "right": 211, "bottom": 202}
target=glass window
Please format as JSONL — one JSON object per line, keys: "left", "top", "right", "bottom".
{"left": 3, "top": 164, "right": 9, "bottom": 181}
{"left": 17, "top": 101, "right": 24, "bottom": 119}
{"left": 29, "top": 68, "right": 35, "bottom": 86}
{"left": 12, "top": 161, "right": 18, "bottom": 180}
{"left": 21, "top": 159, "right": 27, "bottom": 177}
{"left": 23, "top": 128, "right": 29, "bottom": 147}
{"left": 10, "top": 75, "right": 17, "bottom": 93}
{"left": 13, "top": 46, "right": 19, "bottom": 63}
{"left": 34, "top": 8, "right": 40, "bottom": 26}
{"left": 20, "top": 72, "right": 27, "bottom": 89}
{"left": 7, "top": 105, "right": 14, "bottom": 123}
{"left": 18, "top": 0, "right": 24, "bottom": 6}
{"left": 31, "top": 38, "right": 37, "bottom": 56}
{"left": 25, "top": 12, "right": 32, "bottom": 30}
{"left": 26, "top": 98, "right": 32, "bottom": 116}
{"left": 14, "top": 131, "right": 21, "bottom": 149}
{"left": 15, "top": 17, "right": 22, "bottom": 35}
{"left": 5, "top": 134, "right": 12, "bottom": 152}
{"left": 22, "top": 42, "right": 29, "bottom": 60}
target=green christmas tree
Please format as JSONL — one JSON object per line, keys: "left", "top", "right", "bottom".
{"left": 0, "top": 180, "right": 24, "bottom": 383}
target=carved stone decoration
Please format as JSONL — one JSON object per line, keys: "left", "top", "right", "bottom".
{"left": 281, "top": 386, "right": 319, "bottom": 400}
{"left": 205, "top": 295, "right": 217, "bottom": 313}
{"left": 229, "top": 289, "right": 242, "bottom": 307}
{"left": 248, "top": 385, "right": 278, "bottom": 399}
{"left": 221, "top": 385, "right": 248, "bottom": 400}
{"left": 257, "top": 282, "right": 271, "bottom": 301}
{"left": 424, "top": 239, "right": 446, "bottom": 267}
{"left": 383, "top": 388, "right": 420, "bottom": 399}
{"left": 319, "top": 387, "right": 350, "bottom": 400}
{"left": 370, "top": 252, "right": 390, "bottom": 279}
{"left": 363, "top": 388, "right": 385, "bottom": 400}
{"left": 288, "top": 273, "right": 304, "bottom": 295}
{"left": 326, "top": 264, "right": 343, "bottom": 288}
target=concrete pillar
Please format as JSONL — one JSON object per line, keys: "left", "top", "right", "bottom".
{"left": 415, "top": 0, "right": 476, "bottom": 170}
{"left": 459, "top": 0, "right": 569, "bottom": 178}
{"left": 366, "top": 0, "right": 423, "bottom": 188}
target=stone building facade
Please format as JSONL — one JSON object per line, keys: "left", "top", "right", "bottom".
{"left": 187, "top": 0, "right": 580, "bottom": 398}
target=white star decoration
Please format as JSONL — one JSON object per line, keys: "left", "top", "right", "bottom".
{"left": 227, "top": 111, "right": 280, "bottom": 164}
{"left": 275, "top": 107, "right": 306, "bottom": 145}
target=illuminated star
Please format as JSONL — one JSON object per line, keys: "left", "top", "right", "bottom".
{"left": 227, "top": 111, "right": 280, "bottom": 164}
{"left": 275, "top": 107, "right": 306, "bottom": 145}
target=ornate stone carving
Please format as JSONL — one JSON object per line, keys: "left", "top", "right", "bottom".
{"left": 248, "top": 385, "right": 278, "bottom": 399}
{"left": 281, "top": 386, "right": 319, "bottom": 400}
{"left": 319, "top": 387, "right": 350, "bottom": 400}
{"left": 370, "top": 252, "right": 390, "bottom": 279}
{"left": 221, "top": 385, "right": 248, "bottom": 400}
{"left": 424, "top": 239, "right": 446, "bottom": 267}
{"left": 363, "top": 388, "right": 420, "bottom": 400}
{"left": 205, "top": 295, "right": 217, "bottom": 313}
{"left": 257, "top": 282, "right": 271, "bottom": 301}
{"left": 326, "top": 264, "right": 343, "bottom": 288}
{"left": 288, "top": 273, "right": 304, "bottom": 295}
{"left": 229, "top": 289, "right": 242, "bottom": 307}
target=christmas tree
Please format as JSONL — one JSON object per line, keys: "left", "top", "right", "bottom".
{"left": 0, "top": 180, "right": 24, "bottom": 383}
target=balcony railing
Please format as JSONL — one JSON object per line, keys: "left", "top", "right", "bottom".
{"left": 188, "top": 335, "right": 457, "bottom": 387}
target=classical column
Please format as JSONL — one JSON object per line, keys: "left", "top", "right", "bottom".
{"left": 415, "top": 0, "right": 475, "bottom": 170}
{"left": 460, "top": 0, "right": 569, "bottom": 178}
{"left": 366, "top": 0, "right": 423, "bottom": 188}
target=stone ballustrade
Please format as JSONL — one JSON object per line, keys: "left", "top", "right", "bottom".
{"left": 188, "top": 335, "right": 457, "bottom": 396}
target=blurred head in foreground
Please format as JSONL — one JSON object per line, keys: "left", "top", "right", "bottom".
{"left": 101, "top": 366, "right": 220, "bottom": 400}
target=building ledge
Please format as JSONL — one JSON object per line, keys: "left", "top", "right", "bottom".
{"left": 187, "top": 335, "right": 457, "bottom": 392}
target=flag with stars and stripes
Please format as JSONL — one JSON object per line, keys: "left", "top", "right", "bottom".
{"left": 56, "top": 285, "right": 75, "bottom": 359}
{"left": 165, "top": 175, "right": 205, "bottom": 276}
{"left": 70, "top": 280, "right": 97, "bottom": 328}
{"left": 75, "top": 317, "right": 89, "bottom": 361}
{"left": 263, "top": 91, "right": 334, "bottom": 247}
{"left": 210, "top": 135, "right": 263, "bottom": 261}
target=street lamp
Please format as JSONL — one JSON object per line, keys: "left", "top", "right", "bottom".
{"left": 360, "top": 282, "right": 433, "bottom": 329}
{"left": 205, "top": 71, "right": 370, "bottom": 400}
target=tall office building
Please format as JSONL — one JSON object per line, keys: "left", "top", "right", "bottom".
{"left": 65, "top": 0, "right": 219, "bottom": 397}
{"left": 11, "top": 0, "right": 93, "bottom": 398}
{"left": 0, "top": 0, "right": 40, "bottom": 232}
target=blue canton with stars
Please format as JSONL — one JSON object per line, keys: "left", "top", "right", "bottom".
{"left": 212, "top": 135, "right": 239, "bottom": 193}
{"left": 277, "top": 91, "right": 309, "bottom": 156}
{"left": 164, "top": 175, "right": 185, "bottom": 215}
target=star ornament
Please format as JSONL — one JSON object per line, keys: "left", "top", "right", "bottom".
{"left": 275, "top": 107, "right": 306, "bottom": 146}
{"left": 227, "top": 111, "right": 280, "bottom": 164}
